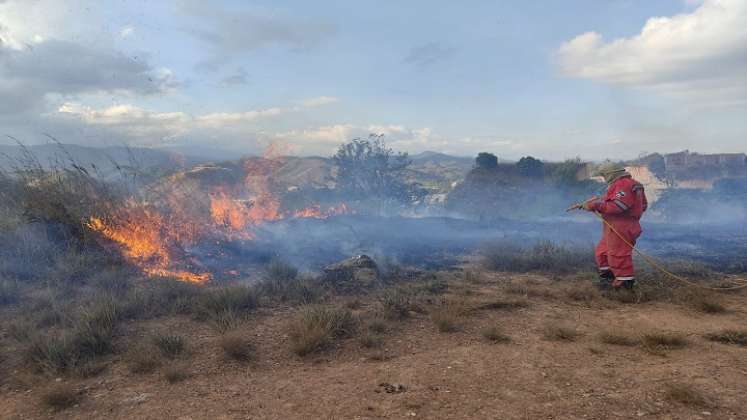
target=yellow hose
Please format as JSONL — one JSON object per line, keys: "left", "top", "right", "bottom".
{"left": 592, "top": 211, "right": 747, "bottom": 291}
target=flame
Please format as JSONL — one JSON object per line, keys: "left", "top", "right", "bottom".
{"left": 294, "top": 203, "right": 351, "bottom": 219}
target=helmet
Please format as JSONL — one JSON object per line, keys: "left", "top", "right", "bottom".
{"left": 594, "top": 161, "right": 626, "bottom": 182}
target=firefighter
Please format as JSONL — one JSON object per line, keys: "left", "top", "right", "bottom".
{"left": 582, "top": 162, "right": 648, "bottom": 290}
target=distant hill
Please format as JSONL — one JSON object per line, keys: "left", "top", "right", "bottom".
{"left": 0, "top": 143, "right": 207, "bottom": 177}
{"left": 408, "top": 151, "right": 474, "bottom": 188}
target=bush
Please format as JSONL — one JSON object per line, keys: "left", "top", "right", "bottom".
{"left": 220, "top": 333, "right": 255, "bottom": 362}
{"left": 164, "top": 366, "right": 189, "bottom": 383}
{"left": 153, "top": 334, "right": 186, "bottom": 359}
{"left": 378, "top": 287, "right": 419, "bottom": 320}
{"left": 481, "top": 241, "right": 594, "bottom": 274}
{"left": 289, "top": 306, "right": 357, "bottom": 356}
{"left": 69, "top": 299, "right": 119, "bottom": 359}
{"left": 41, "top": 385, "right": 80, "bottom": 410}
{"left": 641, "top": 332, "right": 687, "bottom": 355}
{"left": 665, "top": 383, "right": 710, "bottom": 407}
{"left": 24, "top": 334, "right": 74, "bottom": 373}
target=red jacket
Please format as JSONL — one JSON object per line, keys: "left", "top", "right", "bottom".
{"left": 589, "top": 175, "right": 647, "bottom": 221}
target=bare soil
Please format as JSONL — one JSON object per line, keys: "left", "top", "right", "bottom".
{"left": 1, "top": 272, "right": 746, "bottom": 419}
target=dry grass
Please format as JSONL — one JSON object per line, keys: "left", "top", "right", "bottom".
{"left": 665, "top": 383, "right": 710, "bottom": 407}
{"left": 196, "top": 286, "right": 259, "bottom": 320}
{"left": 543, "top": 324, "right": 580, "bottom": 342}
{"left": 641, "top": 332, "right": 688, "bottom": 355}
{"left": 41, "top": 385, "right": 80, "bottom": 410}
{"left": 125, "top": 345, "right": 161, "bottom": 374}
{"left": 289, "top": 306, "right": 357, "bottom": 356}
{"left": 481, "top": 325, "right": 510, "bottom": 343}
{"left": 476, "top": 298, "right": 529, "bottom": 311}
{"left": 481, "top": 240, "right": 594, "bottom": 274}
{"left": 359, "top": 332, "right": 384, "bottom": 349}
{"left": 429, "top": 300, "right": 467, "bottom": 333}
{"left": 153, "top": 334, "right": 186, "bottom": 359}
{"left": 163, "top": 365, "right": 190, "bottom": 384}
{"left": 675, "top": 288, "right": 727, "bottom": 314}
{"left": 704, "top": 329, "right": 747, "bottom": 346}
{"left": 598, "top": 331, "right": 639, "bottom": 346}
{"left": 378, "top": 287, "right": 419, "bottom": 320}
{"left": 367, "top": 318, "right": 388, "bottom": 334}
{"left": 564, "top": 286, "right": 601, "bottom": 304}
{"left": 219, "top": 333, "right": 255, "bottom": 362}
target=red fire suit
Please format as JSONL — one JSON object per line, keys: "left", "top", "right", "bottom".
{"left": 586, "top": 174, "right": 647, "bottom": 286}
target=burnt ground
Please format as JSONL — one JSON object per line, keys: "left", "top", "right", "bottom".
{"left": 1, "top": 271, "right": 745, "bottom": 419}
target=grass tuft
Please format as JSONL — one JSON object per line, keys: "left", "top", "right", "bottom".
{"left": 641, "top": 332, "right": 687, "bottom": 355}
{"left": 598, "top": 331, "right": 639, "bottom": 346}
{"left": 359, "top": 332, "right": 383, "bottom": 349}
{"left": 704, "top": 329, "right": 747, "bottom": 346}
{"left": 41, "top": 385, "right": 80, "bottom": 410}
{"left": 289, "top": 306, "right": 357, "bottom": 356}
{"left": 153, "top": 334, "right": 186, "bottom": 359}
{"left": 665, "top": 383, "right": 710, "bottom": 407}
{"left": 543, "top": 324, "right": 580, "bottom": 342}
{"left": 482, "top": 325, "right": 510, "bottom": 343}
{"left": 125, "top": 345, "right": 161, "bottom": 374}
{"left": 219, "top": 333, "right": 255, "bottom": 362}
{"left": 163, "top": 366, "right": 189, "bottom": 384}
{"left": 429, "top": 305, "right": 462, "bottom": 333}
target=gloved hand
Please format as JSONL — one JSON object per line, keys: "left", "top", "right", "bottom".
{"left": 582, "top": 197, "right": 598, "bottom": 211}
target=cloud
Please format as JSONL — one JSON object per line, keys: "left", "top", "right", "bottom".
{"left": 119, "top": 25, "right": 135, "bottom": 39}
{"left": 403, "top": 42, "right": 456, "bottom": 68}
{"left": 0, "top": 39, "right": 176, "bottom": 115}
{"left": 556, "top": 0, "right": 747, "bottom": 106}
{"left": 179, "top": 1, "right": 336, "bottom": 70}
{"left": 219, "top": 67, "right": 249, "bottom": 87}
{"left": 294, "top": 96, "right": 340, "bottom": 107}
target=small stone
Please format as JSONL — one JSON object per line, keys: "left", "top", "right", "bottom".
{"left": 701, "top": 412, "right": 711, "bottom": 416}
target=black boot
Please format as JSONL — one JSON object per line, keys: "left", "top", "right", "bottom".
{"left": 597, "top": 269, "right": 613, "bottom": 290}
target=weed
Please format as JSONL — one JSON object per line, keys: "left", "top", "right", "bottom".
{"left": 482, "top": 325, "right": 510, "bottom": 343}
{"left": 481, "top": 240, "right": 594, "bottom": 274}
{"left": 665, "top": 383, "right": 710, "bottom": 407}
{"left": 675, "top": 288, "right": 726, "bottom": 313}
{"left": 564, "top": 286, "right": 600, "bottom": 304}
{"left": 543, "top": 324, "right": 580, "bottom": 342}
{"left": 210, "top": 309, "right": 243, "bottom": 334}
{"left": 704, "top": 329, "right": 747, "bottom": 346}
{"left": 598, "top": 331, "right": 639, "bottom": 346}
{"left": 41, "top": 385, "right": 80, "bottom": 410}
{"left": 24, "top": 334, "right": 73, "bottom": 373}
{"left": 477, "top": 298, "right": 529, "bottom": 311}
{"left": 220, "top": 333, "right": 255, "bottom": 362}
{"left": 153, "top": 334, "right": 186, "bottom": 359}
{"left": 196, "top": 285, "right": 259, "bottom": 320}
{"left": 367, "top": 318, "right": 388, "bottom": 334}
{"left": 378, "top": 287, "right": 419, "bottom": 320}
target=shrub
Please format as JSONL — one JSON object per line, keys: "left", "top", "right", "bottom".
{"left": 220, "top": 333, "right": 255, "bottom": 362}
{"left": 69, "top": 299, "right": 120, "bottom": 359}
{"left": 41, "top": 385, "right": 80, "bottom": 410}
{"left": 598, "top": 331, "right": 639, "bottom": 346}
{"left": 482, "top": 325, "right": 510, "bottom": 343}
{"left": 153, "top": 334, "right": 186, "bottom": 359}
{"left": 24, "top": 334, "right": 73, "bottom": 373}
{"left": 543, "top": 324, "right": 580, "bottom": 342}
{"left": 210, "top": 309, "right": 243, "bottom": 334}
{"left": 367, "top": 318, "right": 388, "bottom": 334}
{"left": 289, "top": 306, "right": 357, "bottom": 356}
{"left": 704, "top": 329, "right": 747, "bottom": 346}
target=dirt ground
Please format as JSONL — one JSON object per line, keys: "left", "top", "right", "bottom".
{"left": 1, "top": 272, "right": 745, "bottom": 420}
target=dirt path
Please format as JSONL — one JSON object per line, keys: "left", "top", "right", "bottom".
{"left": 1, "top": 274, "right": 745, "bottom": 419}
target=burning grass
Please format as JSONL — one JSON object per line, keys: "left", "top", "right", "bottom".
{"left": 289, "top": 305, "right": 357, "bottom": 356}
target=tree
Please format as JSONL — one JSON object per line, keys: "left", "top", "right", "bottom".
{"left": 332, "top": 134, "right": 423, "bottom": 211}
{"left": 516, "top": 156, "right": 544, "bottom": 178}
{"left": 475, "top": 152, "right": 498, "bottom": 170}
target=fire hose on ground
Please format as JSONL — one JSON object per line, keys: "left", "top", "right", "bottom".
{"left": 566, "top": 204, "right": 747, "bottom": 291}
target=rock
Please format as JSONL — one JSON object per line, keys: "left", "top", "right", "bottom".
{"left": 323, "top": 255, "right": 381, "bottom": 290}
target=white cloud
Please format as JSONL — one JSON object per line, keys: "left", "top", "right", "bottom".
{"left": 556, "top": 0, "right": 747, "bottom": 106}
{"left": 119, "top": 25, "right": 135, "bottom": 39}
{"left": 294, "top": 96, "right": 340, "bottom": 107}
{"left": 196, "top": 107, "right": 287, "bottom": 126}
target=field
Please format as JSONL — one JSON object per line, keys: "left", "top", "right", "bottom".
{"left": 1, "top": 264, "right": 745, "bottom": 419}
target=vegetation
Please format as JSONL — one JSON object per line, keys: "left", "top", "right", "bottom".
{"left": 41, "top": 385, "right": 80, "bottom": 411}
{"left": 543, "top": 325, "right": 580, "bottom": 342}
{"left": 220, "top": 333, "right": 255, "bottom": 362}
{"left": 665, "top": 383, "right": 710, "bottom": 407}
{"left": 481, "top": 241, "right": 594, "bottom": 274}
{"left": 289, "top": 306, "right": 357, "bottom": 356}
{"left": 153, "top": 334, "right": 187, "bottom": 359}
{"left": 482, "top": 325, "right": 510, "bottom": 343}
{"left": 704, "top": 329, "right": 747, "bottom": 346}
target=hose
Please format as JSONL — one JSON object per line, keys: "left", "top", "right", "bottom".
{"left": 592, "top": 211, "right": 747, "bottom": 291}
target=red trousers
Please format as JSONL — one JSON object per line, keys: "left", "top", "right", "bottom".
{"left": 594, "top": 219, "right": 641, "bottom": 280}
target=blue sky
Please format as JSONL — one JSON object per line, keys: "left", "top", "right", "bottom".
{"left": 1, "top": 0, "right": 745, "bottom": 160}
